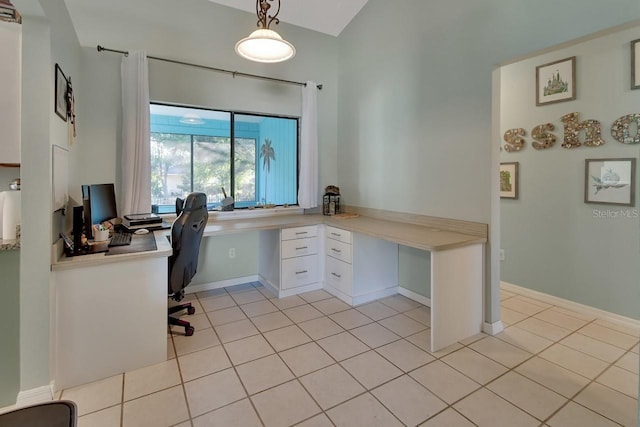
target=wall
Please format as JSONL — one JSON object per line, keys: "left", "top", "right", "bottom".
{"left": 67, "top": 0, "right": 339, "bottom": 285}
{"left": 337, "top": 0, "right": 640, "bottom": 321}
{"left": 0, "top": 167, "right": 20, "bottom": 189}
{"left": 0, "top": 250, "right": 19, "bottom": 406}
{"left": 500, "top": 24, "right": 640, "bottom": 319}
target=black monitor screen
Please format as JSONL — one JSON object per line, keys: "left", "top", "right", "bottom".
{"left": 82, "top": 183, "right": 117, "bottom": 238}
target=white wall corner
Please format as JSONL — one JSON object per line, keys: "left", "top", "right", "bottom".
{"left": 483, "top": 320, "right": 504, "bottom": 335}
{"left": 16, "top": 384, "right": 53, "bottom": 407}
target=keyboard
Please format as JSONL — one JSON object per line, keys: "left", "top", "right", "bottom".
{"left": 108, "top": 232, "right": 132, "bottom": 247}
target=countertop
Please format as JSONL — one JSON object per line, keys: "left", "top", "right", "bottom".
{"left": 198, "top": 213, "right": 485, "bottom": 252}
{"left": 0, "top": 238, "right": 20, "bottom": 251}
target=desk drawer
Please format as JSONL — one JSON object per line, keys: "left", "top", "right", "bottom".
{"left": 281, "top": 225, "right": 318, "bottom": 241}
{"left": 282, "top": 237, "right": 318, "bottom": 259}
{"left": 325, "top": 226, "right": 351, "bottom": 244}
{"left": 281, "top": 255, "right": 319, "bottom": 289}
{"left": 325, "top": 238, "right": 352, "bottom": 264}
{"left": 325, "top": 256, "right": 352, "bottom": 295}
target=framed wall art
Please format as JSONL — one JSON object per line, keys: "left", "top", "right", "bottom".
{"left": 632, "top": 38, "right": 640, "bottom": 90}
{"left": 500, "top": 162, "right": 519, "bottom": 199}
{"left": 55, "top": 63, "right": 68, "bottom": 122}
{"left": 584, "top": 158, "right": 636, "bottom": 206}
{"left": 536, "top": 56, "right": 576, "bottom": 106}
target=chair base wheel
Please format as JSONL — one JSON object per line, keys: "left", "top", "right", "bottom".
{"left": 187, "top": 306, "right": 196, "bottom": 315}
{"left": 185, "top": 326, "right": 194, "bottom": 336}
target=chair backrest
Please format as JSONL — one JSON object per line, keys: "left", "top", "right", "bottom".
{"left": 0, "top": 400, "right": 77, "bottom": 427}
{"left": 168, "top": 192, "right": 208, "bottom": 297}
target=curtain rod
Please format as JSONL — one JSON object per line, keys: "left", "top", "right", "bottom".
{"left": 96, "top": 45, "right": 323, "bottom": 90}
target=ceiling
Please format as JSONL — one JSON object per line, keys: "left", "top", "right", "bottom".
{"left": 208, "top": 0, "right": 369, "bottom": 37}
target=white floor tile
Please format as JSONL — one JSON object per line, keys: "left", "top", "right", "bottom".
{"left": 61, "top": 374, "right": 123, "bottom": 417}
{"left": 410, "top": 360, "right": 480, "bottom": 404}
{"left": 122, "top": 386, "right": 188, "bottom": 427}
{"left": 184, "top": 368, "right": 246, "bottom": 417}
{"left": 326, "top": 393, "right": 403, "bottom": 427}
{"left": 251, "top": 380, "right": 321, "bottom": 426}
{"left": 574, "top": 382, "right": 638, "bottom": 427}
{"left": 453, "top": 388, "right": 539, "bottom": 427}
{"left": 123, "top": 359, "right": 181, "bottom": 401}
{"left": 299, "top": 364, "right": 365, "bottom": 409}
{"left": 372, "top": 375, "right": 447, "bottom": 425}
{"left": 177, "top": 345, "right": 232, "bottom": 382}
{"left": 192, "top": 398, "right": 261, "bottom": 427}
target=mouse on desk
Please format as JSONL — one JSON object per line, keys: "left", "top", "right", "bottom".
{"left": 134, "top": 228, "right": 149, "bottom": 235}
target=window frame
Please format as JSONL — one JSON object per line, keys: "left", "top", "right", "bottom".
{"left": 150, "top": 102, "right": 301, "bottom": 213}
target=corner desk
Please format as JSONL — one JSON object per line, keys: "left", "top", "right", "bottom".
{"left": 50, "top": 210, "right": 486, "bottom": 390}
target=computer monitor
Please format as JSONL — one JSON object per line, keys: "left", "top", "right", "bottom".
{"left": 82, "top": 183, "right": 118, "bottom": 239}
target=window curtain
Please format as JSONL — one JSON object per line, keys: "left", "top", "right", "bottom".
{"left": 298, "top": 81, "right": 319, "bottom": 208}
{"left": 120, "top": 51, "right": 151, "bottom": 215}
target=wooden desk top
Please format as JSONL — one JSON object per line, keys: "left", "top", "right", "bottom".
{"left": 202, "top": 213, "right": 486, "bottom": 252}
{"left": 51, "top": 211, "right": 486, "bottom": 271}
{"left": 51, "top": 231, "right": 172, "bottom": 272}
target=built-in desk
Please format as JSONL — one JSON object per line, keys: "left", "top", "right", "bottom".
{"left": 50, "top": 232, "right": 171, "bottom": 390}
{"left": 197, "top": 211, "right": 487, "bottom": 351}
{"left": 50, "top": 210, "right": 486, "bottom": 390}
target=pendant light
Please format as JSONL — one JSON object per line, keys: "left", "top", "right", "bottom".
{"left": 235, "top": 0, "right": 295, "bottom": 63}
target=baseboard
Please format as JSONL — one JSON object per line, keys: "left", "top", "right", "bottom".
{"left": 398, "top": 287, "right": 431, "bottom": 307}
{"left": 483, "top": 320, "right": 504, "bottom": 335}
{"left": 501, "top": 281, "right": 640, "bottom": 329}
{"left": 16, "top": 385, "right": 53, "bottom": 407}
{"left": 185, "top": 275, "right": 259, "bottom": 294}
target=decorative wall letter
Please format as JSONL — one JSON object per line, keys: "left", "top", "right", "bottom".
{"left": 561, "top": 112, "right": 605, "bottom": 149}
{"left": 503, "top": 128, "right": 526, "bottom": 152}
{"left": 531, "top": 123, "right": 556, "bottom": 150}
{"left": 611, "top": 113, "right": 640, "bottom": 144}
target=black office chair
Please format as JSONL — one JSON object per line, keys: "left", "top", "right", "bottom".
{"left": 168, "top": 192, "right": 208, "bottom": 336}
{"left": 0, "top": 401, "right": 77, "bottom": 427}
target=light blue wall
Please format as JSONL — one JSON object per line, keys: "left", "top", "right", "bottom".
{"left": 0, "top": 250, "right": 19, "bottom": 406}
{"left": 337, "top": 0, "right": 640, "bottom": 322}
{"left": 257, "top": 117, "right": 297, "bottom": 205}
{"left": 500, "top": 24, "right": 640, "bottom": 319}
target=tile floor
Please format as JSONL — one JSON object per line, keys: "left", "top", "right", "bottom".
{"left": 32, "top": 284, "right": 640, "bottom": 426}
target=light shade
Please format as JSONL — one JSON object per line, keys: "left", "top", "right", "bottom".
{"left": 235, "top": 28, "right": 296, "bottom": 63}
{"left": 179, "top": 113, "right": 205, "bottom": 125}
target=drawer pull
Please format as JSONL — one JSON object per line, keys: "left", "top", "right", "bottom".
{"left": 295, "top": 270, "right": 308, "bottom": 275}
{"left": 330, "top": 232, "right": 341, "bottom": 237}
{"left": 331, "top": 272, "right": 342, "bottom": 279}
{"left": 295, "top": 231, "right": 308, "bottom": 235}
{"left": 296, "top": 246, "right": 308, "bottom": 250}
{"left": 331, "top": 248, "right": 342, "bottom": 253}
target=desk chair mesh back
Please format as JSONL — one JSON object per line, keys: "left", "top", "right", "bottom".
{"left": 168, "top": 192, "right": 208, "bottom": 336}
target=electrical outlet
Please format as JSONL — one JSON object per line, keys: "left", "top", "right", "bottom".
{"left": 229, "top": 248, "right": 236, "bottom": 259}
{"left": 499, "top": 249, "right": 505, "bottom": 261}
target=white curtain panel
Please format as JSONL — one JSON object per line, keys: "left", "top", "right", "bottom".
{"left": 298, "top": 81, "right": 319, "bottom": 208}
{"left": 120, "top": 51, "right": 151, "bottom": 215}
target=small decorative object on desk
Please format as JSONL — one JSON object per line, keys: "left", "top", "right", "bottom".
{"left": 323, "top": 185, "right": 340, "bottom": 216}
{"left": 221, "top": 187, "right": 234, "bottom": 211}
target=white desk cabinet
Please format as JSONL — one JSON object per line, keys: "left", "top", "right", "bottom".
{"left": 51, "top": 256, "right": 167, "bottom": 390}
{"left": 324, "top": 225, "right": 398, "bottom": 305}
{"left": 259, "top": 225, "right": 322, "bottom": 297}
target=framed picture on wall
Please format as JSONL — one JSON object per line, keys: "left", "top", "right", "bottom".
{"left": 584, "top": 158, "right": 636, "bottom": 206}
{"left": 632, "top": 39, "right": 640, "bottom": 90}
{"left": 500, "top": 162, "right": 519, "bottom": 199}
{"left": 536, "top": 56, "right": 576, "bottom": 106}
{"left": 55, "top": 63, "right": 68, "bottom": 122}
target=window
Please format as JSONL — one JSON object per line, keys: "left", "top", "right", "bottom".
{"left": 150, "top": 104, "right": 299, "bottom": 212}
